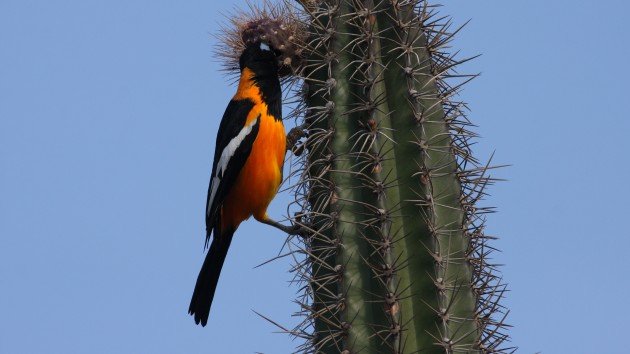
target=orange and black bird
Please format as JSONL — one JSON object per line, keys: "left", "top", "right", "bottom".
{"left": 188, "top": 40, "right": 296, "bottom": 326}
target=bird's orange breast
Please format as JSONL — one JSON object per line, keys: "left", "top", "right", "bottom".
{"left": 220, "top": 69, "right": 286, "bottom": 229}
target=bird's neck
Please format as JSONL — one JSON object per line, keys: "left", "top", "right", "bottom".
{"left": 235, "top": 67, "right": 281, "bottom": 121}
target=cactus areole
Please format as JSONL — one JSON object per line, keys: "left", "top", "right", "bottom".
{"left": 217, "top": 1, "right": 513, "bottom": 353}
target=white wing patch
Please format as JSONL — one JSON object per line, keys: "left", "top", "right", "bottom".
{"left": 206, "top": 116, "right": 259, "bottom": 217}
{"left": 260, "top": 42, "right": 270, "bottom": 51}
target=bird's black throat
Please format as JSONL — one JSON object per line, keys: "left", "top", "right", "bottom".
{"left": 239, "top": 46, "right": 282, "bottom": 121}
{"left": 250, "top": 67, "right": 281, "bottom": 121}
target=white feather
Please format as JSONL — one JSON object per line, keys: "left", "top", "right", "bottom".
{"left": 260, "top": 42, "right": 270, "bottom": 51}
{"left": 206, "top": 117, "right": 259, "bottom": 217}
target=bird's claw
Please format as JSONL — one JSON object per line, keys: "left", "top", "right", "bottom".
{"left": 287, "top": 223, "right": 308, "bottom": 238}
{"left": 286, "top": 124, "right": 307, "bottom": 156}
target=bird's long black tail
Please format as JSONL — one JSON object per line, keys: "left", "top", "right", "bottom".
{"left": 188, "top": 229, "right": 234, "bottom": 326}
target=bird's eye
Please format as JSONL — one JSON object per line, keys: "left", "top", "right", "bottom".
{"left": 260, "top": 42, "right": 271, "bottom": 52}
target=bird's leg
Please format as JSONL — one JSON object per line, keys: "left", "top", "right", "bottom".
{"left": 260, "top": 217, "right": 305, "bottom": 237}
{"left": 286, "top": 123, "right": 307, "bottom": 156}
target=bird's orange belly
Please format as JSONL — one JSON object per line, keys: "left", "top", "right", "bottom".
{"left": 221, "top": 116, "right": 286, "bottom": 229}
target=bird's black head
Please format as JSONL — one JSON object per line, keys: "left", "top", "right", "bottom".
{"left": 239, "top": 41, "right": 281, "bottom": 76}
{"left": 238, "top": 41, "right": 282, "bottom": 119}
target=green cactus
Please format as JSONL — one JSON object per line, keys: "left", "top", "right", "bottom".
{"left": 217, "top": 0, "right": 512, "bottom": 352}
{"left": 287, "top": 1, "right": 512, "bottom": 353}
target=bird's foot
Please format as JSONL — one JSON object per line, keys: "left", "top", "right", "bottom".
{"left": 261, "top": 218, "right": 308, "bottom": 238}
{"left": 286, "top": 124, "right": 307, "bottom": 156}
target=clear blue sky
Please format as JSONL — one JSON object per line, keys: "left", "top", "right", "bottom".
{"left": 1, "top": 1, "right": 628, "bottom": 353}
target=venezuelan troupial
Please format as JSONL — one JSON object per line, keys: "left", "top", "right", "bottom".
{"left": 189, "top": 16, "right": 305, "bottom": 326}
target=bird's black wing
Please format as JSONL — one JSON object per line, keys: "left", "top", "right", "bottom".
{"left": 205, "top": 98, "right": 260, "bottom": 246}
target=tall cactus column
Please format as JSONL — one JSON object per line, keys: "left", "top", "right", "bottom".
{"left": 293, "top": 0, "right": 511, "bottom": 353}
{"left": 376, "top": 0, "right": 478, "bottom": 351}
